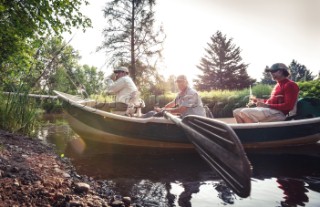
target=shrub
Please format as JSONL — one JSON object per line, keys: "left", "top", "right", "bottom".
{"left": 298, "top": 80, "right": 320, "bottom": 98}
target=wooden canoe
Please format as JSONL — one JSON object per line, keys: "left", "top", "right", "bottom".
{"left": 54, "top": 91, "right": 320, "bottom": 149}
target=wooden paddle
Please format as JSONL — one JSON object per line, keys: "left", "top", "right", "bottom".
{"left": 163, "top": 111, "right": 252, "bottom": 198}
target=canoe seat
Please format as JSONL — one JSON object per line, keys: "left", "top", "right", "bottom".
{"left": 286, "top": 97, "right": 320, "bottom": 120}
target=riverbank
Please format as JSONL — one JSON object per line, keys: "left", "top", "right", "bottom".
{"left": 0, "top": 129, "right": 132, "bottom": 207}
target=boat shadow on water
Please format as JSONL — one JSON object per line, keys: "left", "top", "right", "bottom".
{"left": 64, "top": 137, "right": 320, "bottom": 207}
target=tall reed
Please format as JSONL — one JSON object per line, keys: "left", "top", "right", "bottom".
{"left": 0, "top": 88, "right": 39, "bottom": 136}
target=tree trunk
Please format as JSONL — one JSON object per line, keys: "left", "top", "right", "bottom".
{"left": 130, "top": 0, "right": 136, "bottom": 82}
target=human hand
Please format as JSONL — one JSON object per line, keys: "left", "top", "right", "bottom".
{"left": 246, "top": 95, "right": 257, "bottom": 107}
{"left": 249, "top": 95, "right": 257, "bottom": 102}
{"left": 256, "top": 102, "right": 269, "bottom": 108}
{"left": 154, "top": 106, "right": 162, "bottom": 112}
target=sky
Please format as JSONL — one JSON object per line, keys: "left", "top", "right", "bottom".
{"left": 64, "top": 0, "right": 320, "bottom": 82}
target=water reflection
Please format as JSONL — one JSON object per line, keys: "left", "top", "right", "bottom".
{"left": 37, "top": 114, "right": 320, "bottom": 207}
{"left": 65, "top": 140, "right": 227, "bottom": 206}
{"left": 247, "top": 147, "right": 320, "bottom": 207}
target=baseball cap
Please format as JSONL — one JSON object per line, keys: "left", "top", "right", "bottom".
{"left": 114, "top": 66, "right": 129, "bottom": 73}
{"left": 265, "top": 63, "right": 288, "bottom": 72}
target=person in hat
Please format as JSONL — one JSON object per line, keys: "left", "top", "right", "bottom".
{"left": 233, "top": 63, "right": 299, "bottom": 123}
{"left": 102, "top": 66, "right": 144, "bottom": 115}
{"left": 153, "top": 75, "right": 207, "bottom": 118}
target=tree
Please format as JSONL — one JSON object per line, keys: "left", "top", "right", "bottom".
{"left": 194, "top": 31, "right": 255, "bottom": 91}
{"left": 260, "top": 66, "right": 276, "bottom": 85}
{"left": 36, "top": 37, "right": 105, "bottom": 95}
{"left": 99, "top": 0, "right": 165, "bottom": 82}
{"left": 289, "top": 60, "right": 314, "bottom": 81}
{"left": 73, "top": 65, "right": 105, "bottom": 95}
{"left": 0, "top": 0, "right": 91, "bottom": 68}
{"left": 166, "top": 75, "right": 178, "bottom": 93}
{"left": 0, "top": 35, "right": 104, "bottom": 95}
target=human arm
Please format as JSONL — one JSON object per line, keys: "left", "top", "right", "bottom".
{"left": 154, "top": 98, "right": 187, "bottom": 115}
{"left": 105, "top": 77, "right": 126, "bottom": 94}
{"left": 154, "top": 100, "right": 176, "bottom": 112}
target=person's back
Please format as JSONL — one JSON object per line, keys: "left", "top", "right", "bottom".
{"left": 104, "top": 66, "right": 143, "bottom": 116}
{"left": 107, "top": 75, "right": 138, "bottom": 104}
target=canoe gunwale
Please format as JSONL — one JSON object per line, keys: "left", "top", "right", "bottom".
{"left": 53, "top": 90, "right": 173, "bottom": 124}
{"left": 230, "top": 117, "right": 320, "bottom": 130}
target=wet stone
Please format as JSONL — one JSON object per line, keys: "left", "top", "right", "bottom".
{"left": 123, "top": 197, "right": 131, "bottom": 206}
{"left": 69, "top": 200, "right": 84, "bottom": 207}
{"left": 74, "top": 182, "right": 91, "bottom": 194}
{"left": 111, "top": 200, "right": 125, "bottom": 207}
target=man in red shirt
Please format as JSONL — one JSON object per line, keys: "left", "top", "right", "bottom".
{"left": 233, "top": 63, "right": 299, "bottom": 123}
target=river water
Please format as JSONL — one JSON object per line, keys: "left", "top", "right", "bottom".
{"left": 37, "top": 114, "right": 320, "bottom": 207}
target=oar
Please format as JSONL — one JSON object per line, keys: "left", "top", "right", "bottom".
{"left": 163, "top": 111, "right": 252, "bottom": 198}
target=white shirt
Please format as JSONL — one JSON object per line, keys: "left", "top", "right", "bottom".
{"left": 106, "top": 76, "right": 138, "bottom": 104}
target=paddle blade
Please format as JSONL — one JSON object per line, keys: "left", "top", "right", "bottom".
{"left": 182, "top": 115, "right": 252, "bottom": 198}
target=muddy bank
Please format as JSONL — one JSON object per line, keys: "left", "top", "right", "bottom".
{"left": 0, "top": 130, "right": 133, "bottom": 207}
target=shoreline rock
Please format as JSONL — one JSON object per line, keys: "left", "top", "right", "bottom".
{"left": 0, "top": 130, "right": 133, "bottom": 207}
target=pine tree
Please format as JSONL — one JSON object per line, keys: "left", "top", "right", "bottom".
{"left": 99, "top": 0, "right": 165, "bottom": 82}
{"left": 289, "top": 60, "right": 314, "bottom": 81}
{"left": 260, "top": 66, "right": 276, "bottom": 85}
{"left": 194, "top": 31, "right": 255, "bottom": 91}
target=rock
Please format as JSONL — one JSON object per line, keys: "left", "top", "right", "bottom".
{"left": 74, "top": 182, "right": 90, "bottom": 194}
{"left": 111, "top": 200, "right": 125, "bottom": 207}
{"left": 13, "top": 179, "right": 20, "bottom": 187}
{"left": 69, "top": 200, "right": 84, "bottom": 207}
{"left": 123, "top": 197, "right": 131, "bottom": 207}
{"left": 10, "top": 166, "right": 19, "bottom": 173}
{"left": 62, "top": 172, "right": 71, "bottom": 178}
{"left": 0, "top": 130, "right": 117, "bottom": 206}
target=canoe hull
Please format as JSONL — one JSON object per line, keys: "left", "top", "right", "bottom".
{"left": 66, "top": 113, "right": 192, "bottom": 148}
{"left": 55, "top": 91, "right": 320, "bottom": 149}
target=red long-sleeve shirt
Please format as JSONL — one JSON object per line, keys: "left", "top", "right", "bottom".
{"left": 265, "top": 79, "right": 299, "bottom": 115}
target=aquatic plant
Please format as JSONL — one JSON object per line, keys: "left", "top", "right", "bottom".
{"left": 0, "top": 87, "right": 39, "bottom": 136}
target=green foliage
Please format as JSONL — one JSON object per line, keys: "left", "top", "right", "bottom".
{"left": 0, "top": 89, "right": 39, "bottom": 135}
{"left": 99, "top": 0, "right": 165, "bottom": 82}
{"left": 199, "top": 84, "right": 272, "bottom": 117}
{"left": 1, "top": 35, "right": 105, "bottom": 97}
{"left": 0, "top": 0, "right": 91, "bottom": 68}
{"left": 41, "top": 99, "right": 63, "bottom": 114}
{"left": 297, "top": 80, "right": 320, "bottom": 98}
{"left": 194, "top": 31, "right": 255, "bottom": 91}
{"left": 141, "top": 93, "right": 175, "bottom": 112}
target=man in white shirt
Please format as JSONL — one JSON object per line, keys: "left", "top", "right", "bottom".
{"left": 106, "top": 66, "right": 138, "bottom": 103}
{"left": 102, "top": 66, "right": 143, "bottom": 115}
